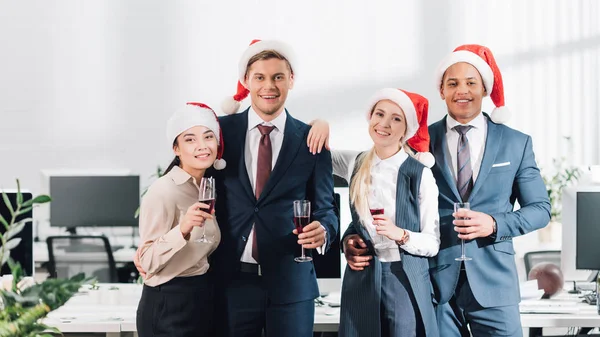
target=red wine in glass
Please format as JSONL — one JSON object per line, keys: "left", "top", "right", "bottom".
{"left": 294, "top": 215, "right": 310, "bottom": 234}
{"left": 199, "top": 198, "right": 215, "bottom": 214}
{"left": 370, "top": 208, "right": 384, "bottom": 216}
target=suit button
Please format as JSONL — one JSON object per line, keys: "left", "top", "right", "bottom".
{"left": 254, "top": 207, "right": 259, "bottom": 213}
{"left": 242, "top": 236, "right": 247, "bottom": 242}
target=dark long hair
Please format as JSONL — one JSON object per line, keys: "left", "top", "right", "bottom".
{"left": 164, "top": 139, "right": 180, "bottom": 175}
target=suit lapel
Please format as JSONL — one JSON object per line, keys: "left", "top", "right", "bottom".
{"left": 432, "top": 117, "right": 461, "bottom": 201}
{"left": 257, "top": 111, "right": 303, "bottom": 202}
{"left": 469, "top": 114, "right": 502, "bottom": 201}
{"left": 234, "top": 110, "right": 255, "bottom": 200}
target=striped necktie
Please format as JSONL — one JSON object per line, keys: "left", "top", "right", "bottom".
{"left": 454, "top": 125, "right": 474, "bottom": 202}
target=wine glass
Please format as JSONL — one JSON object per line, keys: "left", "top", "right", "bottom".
{"left": 195, "top": 177, "right": 215, "bottom": 243}
{"left": 369, "top": 188, "right": 385, "bottom": 243}
{"left": 294, "top": 200, "right": 312, "bottom": 263}
{"left": 454, "top": 202, "right": 472, "bottom": 261}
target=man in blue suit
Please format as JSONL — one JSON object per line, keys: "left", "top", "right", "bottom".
{"left": 213, "top": 39, "right": 338, "bottom": 337}
{"left": 428, "top": 44, "right": 551, "bottom": 336}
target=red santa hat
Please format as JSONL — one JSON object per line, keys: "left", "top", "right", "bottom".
{"left": 166, "top": 102, "right": 226, "bottom": 170}
{"left": 221, "top": 39, "right": 296, "bottom": 115}
{"left": 435, "top": 44, "right": 509, "bottom": 124}
{"left": 366, "top": 88, "right": 434, "bottom": 168}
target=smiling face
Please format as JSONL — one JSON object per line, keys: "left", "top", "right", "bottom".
{"left": 243, "top": 55, "right": 294, "bottom": 122}
{"left": 440, "top": 62, "right": 487, "bottom": 124}
{"left": 173, "top": 125, "right": 218, "bottom": 177}
{"left": 368, "top": 99, "right": 407, "bottom": 155}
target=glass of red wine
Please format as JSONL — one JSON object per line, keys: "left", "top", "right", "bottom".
{"left": 293, "top": 200, "right": 312, "bottom": 263}
{"left": 195, "top": 176, "right": 215, "bottom": 243}
{"left": 369, "top": 188, "right": 385, "bottom": 243}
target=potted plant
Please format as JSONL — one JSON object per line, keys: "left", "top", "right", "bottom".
{"left": 0, "top": 179, "right": 92, "bottom": 337}
{"left": 540, "top": 153, "right": 582, "bottom": 243}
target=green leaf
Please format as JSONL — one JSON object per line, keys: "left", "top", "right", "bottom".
{"left": 21, "top": 195, "right": 51, "bottom": 207}
{"left": 1, "top": 191, "right": 14, "bottom": 216}
{"left": 16, "top": 179, "right": 23, "bottom": 205}
{"left": 1, "top": 250, "right": 10, "bottom": 266}
{"left": 5, "top": 237, "right": 22, "bottom": 250}
{"left": 6, "top": 218, "right": 30, "bottom": 240}
{"left": 0, "top": 213, "right": 8, "bottom": 231}
{"left": 16, "top": 206, "right": 32, "bottom": 217}
{"left": 134, "top": 207, "right": 140, "bottom": 219}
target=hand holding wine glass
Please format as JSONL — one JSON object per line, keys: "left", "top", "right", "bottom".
{"left": 179, "top": 202, "right": 213, "bottom": 238}
{"left": 293, "top": 200, "right": 313, "bottom": 262}
{"left": 454, "top": 202, "right": 472, "bottom": 261}
{"left": 195, "top": 177, "right": 215, "bottom": 243}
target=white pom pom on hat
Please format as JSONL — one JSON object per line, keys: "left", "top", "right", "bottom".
{"left": 435, "top": 44, "right": 510, "bottom": 124}
{"left": 166, "top": 102, "right": 227, "bottom": 170}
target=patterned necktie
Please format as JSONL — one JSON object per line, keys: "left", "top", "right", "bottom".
{"left": 454, "top": 125, "right": 474, "bottom": 202}
{"left": 253, "top": 124, "right": 275, "bottom": 262}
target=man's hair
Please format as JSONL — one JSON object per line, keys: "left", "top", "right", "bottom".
{"left": 245, "top": 50, "right": 293, "bottom": 79}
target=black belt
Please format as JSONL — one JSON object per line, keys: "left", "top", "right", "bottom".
{"left": 240, "top": 262, "right": 262, "bottom": 276}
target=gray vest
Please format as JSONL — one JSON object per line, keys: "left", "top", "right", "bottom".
{"left": 339, "top": 155, "right": 438, "bottom": 337}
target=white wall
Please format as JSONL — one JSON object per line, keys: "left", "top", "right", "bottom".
{"left": 1, "top": 0, "right": 599, "bottom": 237}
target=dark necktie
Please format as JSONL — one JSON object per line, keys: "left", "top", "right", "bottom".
{"left": 454, "top": 125, "right": 474, "bottom": 202}
{"left": 253, "top": 124, "right": 275, "bottom": 262}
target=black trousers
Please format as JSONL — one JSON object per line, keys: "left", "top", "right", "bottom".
{"left": 137, "top": 273, "right": 214, "bottom": 337}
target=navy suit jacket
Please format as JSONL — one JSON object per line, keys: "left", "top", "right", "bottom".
{"left": 211, "top": 109, "right": 339, "bottom": 304}
{"left": 428, "top": 113, "right": 551, "bottom": 308}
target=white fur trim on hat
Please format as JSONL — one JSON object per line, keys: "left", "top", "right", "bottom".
{"left": 166, "top": 105, "right": 220, "bottom": 148}
{"left": 213, "top": 158, "right": 226, "bottom": 170}
{"left": 238, "top": 40, "right": 296, "bottom": 82}
{"left": 366, "top": 88, "right": 419, "bottom": 142}
{"left": 435, "top": 50, "right": 494, "bottom": 94}
{"left": 491, "top": 106, "right": 510, "bottom": 124}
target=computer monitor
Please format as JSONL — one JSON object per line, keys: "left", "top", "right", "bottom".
{"left": 314, "top": 175, "right": 350, "bottom": 296}
{"left": 0, "top": 191, "right": 33, "bottom": 276}
{"left": 49, "top": 175, "right": 140, "bottom": 231}
{"left": 561, "top": 183, "right": 600, "bottom": 281}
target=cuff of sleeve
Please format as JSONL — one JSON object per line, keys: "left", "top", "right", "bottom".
{"left": 490, "top": 213, "right": 505, "bottom": 242}
{"left": 316, "top": 225, "right": 328, "bottom": 255}
{"left": 164, "top": 224, "right": 190, "bottom": 248}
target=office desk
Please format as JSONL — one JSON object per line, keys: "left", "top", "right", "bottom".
{"left": 42, "top": 283, "right": 600, "bottom": 337}
{"left": 34, "top": 242, "right": 136, "bottom": 266}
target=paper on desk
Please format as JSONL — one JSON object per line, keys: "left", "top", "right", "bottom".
{"left": 520, "top": 280, "right": 544, "bottom": 300}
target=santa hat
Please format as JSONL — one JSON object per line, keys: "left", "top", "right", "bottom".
{"left": 366, "top": 88, "right": 434, "bottom": 168}
{"left": 166, "top": 102, "right": 226, "bottom": 170}
{"left": 435, "top": 44, "right": 509, "bottom": 124}
{"left": 221, "top": 39, "right": 296, "bottom": 115}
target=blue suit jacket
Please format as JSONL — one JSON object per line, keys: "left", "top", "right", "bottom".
{"left": 211, "top": 109, "right": 339, "bottom": 305}
{"left": 428, "top": 114, "right": 551, "bottom": 308}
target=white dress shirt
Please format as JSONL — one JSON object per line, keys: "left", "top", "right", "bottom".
{"left": 240, "top": 107, "right": 287, "bottom": 263}
{"left": 332, "top": 149, "right": 440, "bottom": 262}
{"left": 444, "top": 112, "right": 488, "bottom": 182}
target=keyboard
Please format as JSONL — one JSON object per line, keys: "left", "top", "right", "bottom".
{"left": 520, "top": 300, "right": 580, "bottom": 314}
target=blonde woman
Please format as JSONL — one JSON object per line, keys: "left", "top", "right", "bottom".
{"left": 311, "top": 88, "right": 440, "bottom": 336}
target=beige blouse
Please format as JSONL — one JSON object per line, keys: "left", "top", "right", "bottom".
{"left": 138, "top": 166, "right": 221, "bottom": 287}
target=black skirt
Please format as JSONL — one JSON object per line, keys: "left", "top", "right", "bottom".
{"left": 136, "top": 273, "right": 214, "bottom": 337}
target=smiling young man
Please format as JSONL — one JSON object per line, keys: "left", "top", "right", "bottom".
{"left": 212, "top": 39, "right": 338, "bottom": 337}
{"left": 427, "top": 44, "right": 550, "bottom": 337}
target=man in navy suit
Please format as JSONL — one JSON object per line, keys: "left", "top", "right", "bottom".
{"left": 213, "top": 39, "right": 338, "bottom": 337}
{"left": 427, "top": 44, "right": 551, "bottom": 336}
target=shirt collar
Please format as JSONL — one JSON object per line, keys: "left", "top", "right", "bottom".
{"left": 168, "top": 165, "right": 193, "bottom": 186}
{"left": 373, "top": 147, "right": 408, "bottom": 168}
{"left": 247, "top": 106, "right": 287, "bottom": 132}
{"left": 446, "top": 111, "right": 486, "bottom": 132}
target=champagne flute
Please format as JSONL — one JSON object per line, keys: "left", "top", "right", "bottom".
{"left": 294, "top": 200, "right": 312, "bottom": 263}
{"left": 195, "top": 177, "right": 215, "bottom": 243}
{"left": 454, "top": 202, "right": 472, "bottom": 261}
{"left": 369, "top": 188, "right": 385, "bottom": 244}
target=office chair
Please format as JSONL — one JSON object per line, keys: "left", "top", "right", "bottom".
{"left": 46, "top": 235, "right": 118, "bottom": 283}
{"left": 523, "top": 250, "right": 561, "bottom": 276}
